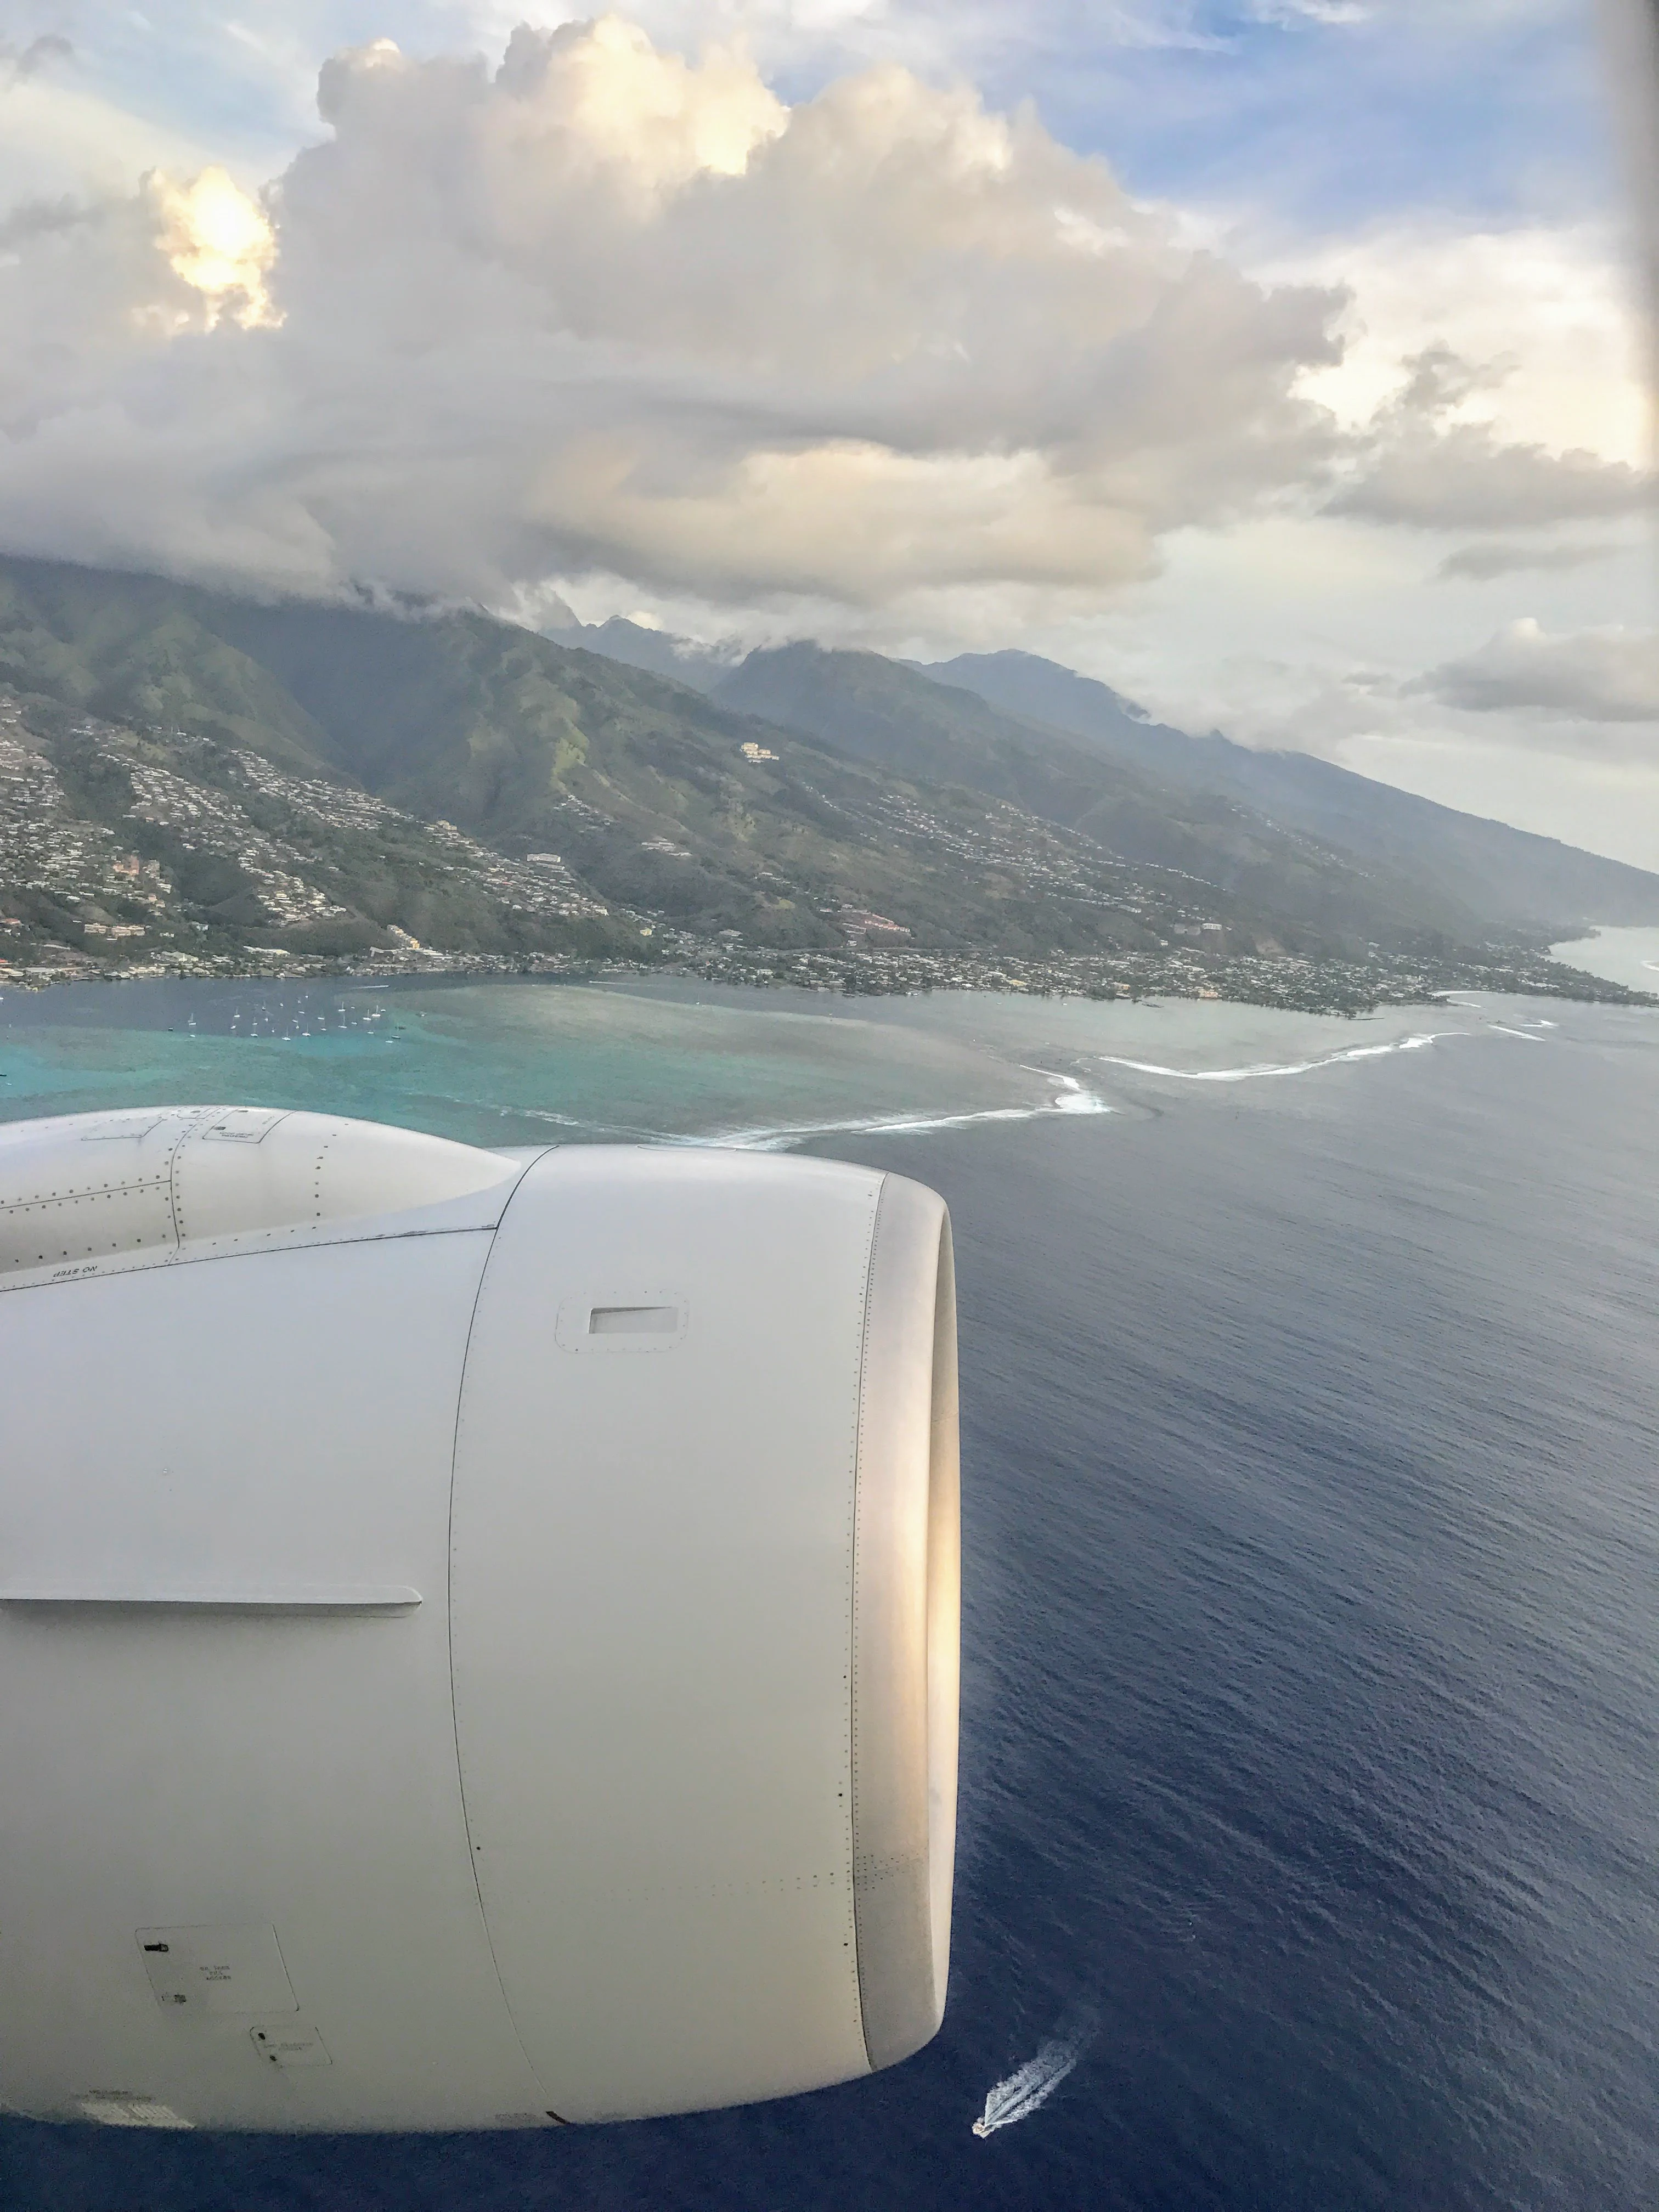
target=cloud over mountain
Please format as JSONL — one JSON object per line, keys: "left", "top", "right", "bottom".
{"left": 1, "top": 14, "right": 1355, "bottom": 610}
{"left": 0, "top": 10, "right": 1646, "bottom": 641}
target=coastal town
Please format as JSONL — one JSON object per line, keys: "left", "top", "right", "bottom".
{"left": 0, "top": 692, "right": 1646, "bottom": 1016}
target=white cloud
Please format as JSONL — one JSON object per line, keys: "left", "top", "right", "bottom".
{"left": 0, "top": 13, "right": 1357, "bottom": 610}
{"left": 5, "top": 5, "right": 1658, "bottom": 874}
{"left": 1266, "top": 222, "right": 1652, "bottom": 467}
{"left": 1, "top": 13, "right": 1644, "bottom": 623}
{"left": 1330, "top": 342, "right": 1650, "bottom": 530}
{"left": 4, "top": 16, "right": 1639, "bottom": 630}
{"left": 1246, "top": 3, "right": 1370, "bottom": 24}
{"left": 1256, "top": 222, "right": 1654, "bottom": 544}
{"left": 151, "top": 167, "right": 281, "bottom": 329}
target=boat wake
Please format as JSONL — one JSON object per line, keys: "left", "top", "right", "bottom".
{"left": 972, "top": 2005, "right": 1099, "bottom": 2139}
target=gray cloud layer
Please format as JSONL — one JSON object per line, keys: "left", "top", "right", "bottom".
{"left": 0, "top": 35, "right": 72, "bottom": 86}
{"left": 1436, "top": 539, "right": 1621, "bottom": 580}
{"left": 1417, "top": 619, "right": 1659, "bottom": 726}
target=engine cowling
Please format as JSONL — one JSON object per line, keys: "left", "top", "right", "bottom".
{"left": 0, "top": 1107, "right": 960, "bottom": 2132}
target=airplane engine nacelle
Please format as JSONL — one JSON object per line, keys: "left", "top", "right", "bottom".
{"left": 0, "top": 1107, "right": 960, "bottom": 2133}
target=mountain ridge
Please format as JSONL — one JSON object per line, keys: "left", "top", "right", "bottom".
{"left": 710, "top": 641, "right": 1659, "bottom": 946}
{"left": 925, "top": 649, "right": 1659, "bottom": 932}
{"left": 0, "top": 553, "right": 1650, "bottom": 1011}
{"left": 0, "top": 552, "right": 1384, "bottom": 981}
{"left": 554, "top": 613, "right": 1659, "bottom": 935}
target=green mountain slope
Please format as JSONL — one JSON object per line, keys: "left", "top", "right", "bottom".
{"left": 713, "top": 643, "right": 1503, "bottom": 950}
{"left": 2, "top": 555, "right": 1646, "bottom": 1007}
{"left": 0, "top": 554, "right": 1333, "bottom": 971}
{"left": 927, "top": 649, "right": 1659, "bottom": 930}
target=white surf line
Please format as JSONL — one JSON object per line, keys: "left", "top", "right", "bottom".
{"left": 685, "top": 1086, "right": 1113, "bottom": 1153}
{"left": 973, "top": 2008, "right": 1099, "bottom": 2140}
{"left": 1091, "top": 1031, "right": 1449, "bottom": 1085}
{"left": 510, "top": 1104, "right": 648, "bottom": 1135}
{"left": 1018, "top": 1065, "right": 1113, "bottom": 1115}
{"left": 430, "top": 1098, "right": 688, "bottom": 1144}
{"left": 1441, "top": 1003, "right": 1557, "bottom": 1039}
{"left": 431, "top": 1088, "right": 1111, "bottom": 1152}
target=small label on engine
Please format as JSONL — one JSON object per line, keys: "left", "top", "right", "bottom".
{"left": 251, "top": 2022, "right": 331, "bottom": 2070}
{"left": 137, "top": 1924, "right": 298, "bottom": 2015}
{"left": 79, "top": 2094, "right": 193, "bottom": 2128}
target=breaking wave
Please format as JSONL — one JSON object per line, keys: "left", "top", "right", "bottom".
{"left": 1022, "top": 1068, "right": 1111, "bottom": 1113}
{"left": 1092, "top": 1031, "right": 1447, "bottom": 1085}
{"left": 435, "top": 1083, "right": 1110, "bottom": 1151}
{"left": 973, "top": 2005, "right": 1099, "bottom": 2139}
{"left": 695, "top": 1077, "right": 1110, "bottom": 1152}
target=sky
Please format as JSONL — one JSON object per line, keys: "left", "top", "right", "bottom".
{"left": 2, "top": 0, "right": 1656, "bottom": 867}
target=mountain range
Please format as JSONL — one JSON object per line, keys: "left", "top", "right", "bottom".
{"left": 0, "top": 552, "right": 1652, "bottom": 1000}
{"left": 564, "top": 611, "right": 1659, "bottom": 940}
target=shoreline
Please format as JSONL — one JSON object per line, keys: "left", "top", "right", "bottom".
{"left": 5, "top": 930, "right": 1657, "bottom": 1019}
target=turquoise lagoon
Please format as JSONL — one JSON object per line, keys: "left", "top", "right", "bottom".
{"left": 0, "top": 971, "right": 1588, "bottom": 1149}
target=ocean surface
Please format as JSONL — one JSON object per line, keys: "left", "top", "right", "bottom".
{"left": 3, "top": 972, "right": 1657, "bottom": 2210}
{"left": 1551, "top": 923, "right": 1659, "bottom": 995}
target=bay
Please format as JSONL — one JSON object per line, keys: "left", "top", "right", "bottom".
{"left": 1550, "top": 925, "right": 1659, "bottom": 994}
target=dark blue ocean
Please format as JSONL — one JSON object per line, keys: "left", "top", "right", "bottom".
{"left": 3, "top": 977, "right": 1657, "bottom": 2209}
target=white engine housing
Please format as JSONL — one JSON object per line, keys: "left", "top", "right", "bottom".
{"left": 0, "top": 1106, "right": 960, "bottom": 2132}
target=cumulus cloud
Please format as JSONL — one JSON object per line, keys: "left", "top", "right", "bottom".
{"left": 0, "top": 12, "right": 1356, "bottom": 609}
{"left": 1331, "top": 343, "right": 1651, "bottom": 530}
{"left": 151, "top": 167, "right": 281, "bottom": 329}
{"left": 1, "top": 12, "right": 1643, "bottom": 625}
{"left": 1416, "top": 619, "right": 1659, "bottom": 724}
